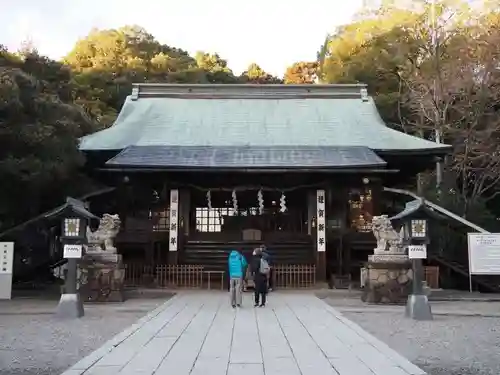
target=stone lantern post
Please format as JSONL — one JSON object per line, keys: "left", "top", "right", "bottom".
{"left": 390, "top": 198, "right": 438, "bottom": 320}
{"left": 55, "top": 198, "right": 98, "bottom": 319}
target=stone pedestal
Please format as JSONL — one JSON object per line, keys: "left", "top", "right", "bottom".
{"left": 55, "top": 293, "right": 84, "bottom": 319}
{"left": 78, "top": 252, "right": 126, "bottom": 302}
{"left": 361, "top": 258, "right": 413, "bottom": 304}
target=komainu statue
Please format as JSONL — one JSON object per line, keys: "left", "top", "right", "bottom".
{"left": 86, "top": 214, "right": 121, "bottom": 253}
{"left": 371, "top": 215, "right": 404, "bottom": 254}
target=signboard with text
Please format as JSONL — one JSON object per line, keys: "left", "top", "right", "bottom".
{"left": 0, "top": 242, "right": 14, "bottom": 300}
{"left": 0, "top": 242, "right": 13, "bottom": 274}
{"left": 63, "top": 244, "right": 83, "bottom": 259}
{"left": 408, "top": 245, "right": 427, "bottom": 259}
{"left": 468, "top": 233, "right": 500, "bottom": 275}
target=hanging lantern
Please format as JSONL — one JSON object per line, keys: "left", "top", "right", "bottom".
{"left": 232, "top": 189, "right": 238, "bottom": 212}
{"left": 206, "top": 190, "right": 212, "bottom": 210}
{"left": 280, "top": 191, "right": 287, "bottom": 213}
{"left": 257, "top": 189, "right": 264, "bottom": 214}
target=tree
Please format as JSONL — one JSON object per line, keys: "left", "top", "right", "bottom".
{"left": 193, "top": 51, "right": 241, "bottom": 83}
{"left": 0, "top": 47, "right": 97, "bottom": 229}
{"left": 401, "top": 17, "right": 500, "bottom": 215}
{"left": 317, "top": 4, "right": 425, "bottom": 125}
{"left": 240, "top": 63, "right": 283, "bottom": 84}
{"left": 283, "top": 62, "right": 318, "bottom": 84}
{"left": 317, "top": 0, "right": 500, "bottom": 220}
{"left": 17, "top": 38, "right": 39, "bottom": 59}
{"left": 64, "top": 26, "right": 245, "bottom": 126}
{"left": 64, "top": 25, "right": 195, "bottom": 74}
{"left": 195, "top": 52, "right": 230, "bottom": 73}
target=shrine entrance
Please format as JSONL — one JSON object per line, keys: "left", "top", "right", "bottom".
{"left": 189, "top": 189, "right": 308, "bottom": 243}
{"left": 80, "top": 83, "right": 450, "bottom": 288}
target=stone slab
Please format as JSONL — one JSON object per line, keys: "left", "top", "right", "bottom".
{"left": 60, "top": 291, "right": 427, "bottom": 375}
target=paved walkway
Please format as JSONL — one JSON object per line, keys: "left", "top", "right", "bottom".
{"left": 61, "top": 292, "right": 426, "bottom": 375}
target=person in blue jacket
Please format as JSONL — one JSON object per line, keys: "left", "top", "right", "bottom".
{"left": 228, "top": 249, "right": 247, "bottom": 308}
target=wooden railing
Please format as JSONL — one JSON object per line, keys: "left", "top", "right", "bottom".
{"left": 125, "top": 262, "right": 317, "bottom": 290}
{"left": 124, "top": 263, "right": 156, "bottom": 287}
{"left": 272, "top": 265, "right": 316, "bottom": 289}
{"left": 124, "top": 263, "right": 204, "bottom": 289}
{"left": 156, "top": 265, "right": 204, "bottom": 289}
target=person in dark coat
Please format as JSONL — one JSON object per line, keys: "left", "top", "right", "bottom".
{"left": 261, "top": 246, "right": 273, "bottom": 291}
{"left": 251, "top": 247, "right": 268, "bottom": 307}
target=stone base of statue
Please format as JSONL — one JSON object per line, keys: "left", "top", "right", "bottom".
{"left": 78, "top": 250, "right": 126, "bottom": 302}
{"left": 361, "top": 256, "right": 413, "bottom": 304}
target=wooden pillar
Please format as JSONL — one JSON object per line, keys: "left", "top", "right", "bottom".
{"left": 168, "top": 189, "right": 179, "bottom": 265}
{"left": 179, "top": 189, "right": 191, "bottom": 237}
{"left": 316, "top": 189, "right": 327, "bottom": 281}
{"left": 307, "top": 191, "right": 316, "bottom": 236}
{"left": 370, "top": 177, "right": 382, "bottom": 216}
{"left": 176, "top": 189, "right": 191, "bottom": 265}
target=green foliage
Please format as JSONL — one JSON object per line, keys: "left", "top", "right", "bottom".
{"left": 240, "top": 63, "right": 283, "bottom": 84}
{"left": 0, "top": 26, "right": 284, "bottom": 231}
{"left": 318, "top": 0, "right": 500, "bottom": 221}
{"left": 195, "top": 52, "right": 231, "bottom": 73}
{"left": 2, "top": 9, "right": 500, "bottom": 234}
{"left": 64, "top": 27, "right": 245, "bottom": 126}
{"left": 0, "top": 47, "right": 97, "bottom": 228}
{"left": 283, "top": 62, "right": 318, "bottom": 84}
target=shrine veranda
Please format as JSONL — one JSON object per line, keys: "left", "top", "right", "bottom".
{"left": 80, "top": 83, "right": 450, "bottom": 284}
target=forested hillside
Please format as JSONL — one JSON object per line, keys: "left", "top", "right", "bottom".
{"left": 1, "top": 0, "right": 499, "bottom": 231}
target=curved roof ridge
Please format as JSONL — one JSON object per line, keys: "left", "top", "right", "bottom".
{"left": 131, "top": 83, "right": 368, "bottom": 100}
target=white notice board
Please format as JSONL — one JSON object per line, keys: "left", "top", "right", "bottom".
{"left": 0, "top": 242, "right": 14, "bottom": 274}
{"left": 467, "top": 233, "right": 500, "bottom": 275}
{"left": 63, "top": 244, "right": 83, "bottom": 259}
{"left": 408, "top": 245, "right": 427, "bottom": 259}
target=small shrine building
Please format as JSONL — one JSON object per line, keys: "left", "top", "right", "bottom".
{"left": 80, "top": 83, "right": 450, "bottom": 283}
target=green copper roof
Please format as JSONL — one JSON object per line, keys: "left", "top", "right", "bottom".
{"left": 80, "top": 83, "right": 450, "bottom": 153}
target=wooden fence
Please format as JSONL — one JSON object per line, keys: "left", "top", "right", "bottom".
{"left": 272, "top": 265, "right": 316, "bottom": 289}
{"left": 124, "top": 263, "right": 204, "bottom": 289}
{"left": 125, "top": 263, "right": 317, "bottom": 289}
{"left": 124, "top": 262, "right": 436, "bottom": 290}
{"left": 156, "top": 265, "right": 204, "bottom": 288}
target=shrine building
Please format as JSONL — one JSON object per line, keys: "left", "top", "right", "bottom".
{"left": 80, "top": 83, "right": 450, "bottom": 284}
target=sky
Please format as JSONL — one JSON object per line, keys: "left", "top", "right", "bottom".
{"left": 0, "top": 0, "right": 365, "bottom": 76}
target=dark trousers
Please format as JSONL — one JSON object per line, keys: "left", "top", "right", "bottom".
{"left": 254, "top": 276, "right": 267, "bottom": 305}
{"left": 268, "top": 268, "right": 273, "bottom": 289}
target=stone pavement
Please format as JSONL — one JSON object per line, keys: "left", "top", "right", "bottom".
{"left": 61, "top": 292, "right": 426, "bottom": 375}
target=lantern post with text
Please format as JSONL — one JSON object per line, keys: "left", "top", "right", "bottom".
{"left": 55, "top": 199, "right": 96, "bottom": 319}
{"left": 404, "top": 207, "right": 433, "bottom": 320}
{"left": 390, "top": 199, "right": 435, "bottom": 320}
